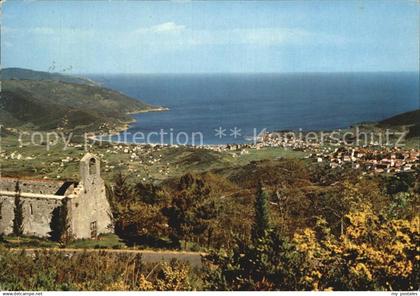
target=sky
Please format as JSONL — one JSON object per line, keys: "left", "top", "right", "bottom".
{"left": 2, "top": 0, "right": 419, "bottom": 74}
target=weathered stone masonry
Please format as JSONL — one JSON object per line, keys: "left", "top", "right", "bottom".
{"left": 0, "top": 153, "right": 113, "bottom": 239}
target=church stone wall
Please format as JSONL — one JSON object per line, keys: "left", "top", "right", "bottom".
{"left": 0, "top": 178, "right": 64, "bottom": 195}
{"left": 0, "top": 196, "right": 15, "bottom": 235}
{"left": 22, "top": 197, "right": 63, "bottom": 237}
{"left": 0, "top": 153, "right": 113, "bottom": 239}
{"left": 0, "top": 193, "right": 63, "bottom": 237}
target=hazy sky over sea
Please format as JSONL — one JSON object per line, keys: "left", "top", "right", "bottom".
{"left": 2, "top": 0, "right": 419, "bottom": 74}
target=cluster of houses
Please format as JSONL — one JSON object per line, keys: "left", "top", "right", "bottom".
{"left": 246, "top": 131, "right": 419, "bottom": 174}
{"left": 311, "top": 147, "right": 419, "bottom": 174}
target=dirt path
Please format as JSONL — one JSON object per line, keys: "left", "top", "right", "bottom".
{"left": 10, "top": 248, "right": 205, "bottom": 267}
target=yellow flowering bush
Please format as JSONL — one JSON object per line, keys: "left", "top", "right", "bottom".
{"left": 293, "top": 205, "right": 419, "bottom": 290}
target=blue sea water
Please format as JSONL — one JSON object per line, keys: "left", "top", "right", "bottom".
{"left": 89, "top": 73, "right": 419, "bottom": 145}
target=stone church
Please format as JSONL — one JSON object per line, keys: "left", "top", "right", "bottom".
{"left": 0, "top": 153, "right": 113, "bottom": 239}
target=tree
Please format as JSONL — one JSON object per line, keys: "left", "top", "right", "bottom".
{"left": 164, "top": 173, "right": 213, "bottom": 249}
{"left": 191, "top": 199, "right": 218, "bottom": 248}
{"left": 252, "top": 181, "right": 270, "bottom": 241}
{"left": 13, "top": 181, "right": 24, "bottom": 236}
{"left": 203, "top": 229, "right": 296, "bottom": 290}
{"left": 49, "top": 197, "right": 72, "bottom": 244}
{"left": 113, "top": 203, "right": 170, "bottom": 247}
{"left": 106, "top": 172, "right": 134, "bottom": 242}
{"left": 135, "top": 182, "right": 169, "bottom": 205}
{"left": 202, "top": 182, "right": 297, "bottom": 290}
{"left": 107, "top": 173, "right": 172, "bottom": 247}
{"left": 110, "top": 172, "right": 133, "bottom": 206}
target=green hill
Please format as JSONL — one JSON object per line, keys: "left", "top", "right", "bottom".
{"left": 0, "top": 68, "right": 158, "bottom": 133}
{"left": 379, "top": 109, "right": 420, "bottom": 138}
{"left": 1, "top": 67, "right": 97, "bottom": 86}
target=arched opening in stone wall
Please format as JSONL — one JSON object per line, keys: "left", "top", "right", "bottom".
{"left": 89, "top": 158, "right": 97, "bottom": 175}
{"left": 90, "top": 221, "right": 97, "bottom": 239}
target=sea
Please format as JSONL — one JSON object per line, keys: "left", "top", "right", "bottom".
{"left": 88, "top": 72, "right": 419, "bottom": 145}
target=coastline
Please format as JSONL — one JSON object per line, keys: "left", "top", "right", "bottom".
{"left": 90, "top": 106, "right": 170, "bottom": 140}
{"left": 126, "top": 106, "right": 170, "bottom": 115}
{"left": 89, "top": 108, "right": 419, "bottom": 149}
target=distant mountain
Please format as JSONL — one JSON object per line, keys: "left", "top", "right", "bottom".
{"left": 1, "top": 67, "right": 97, "bottom": 86}
{"left": 0, "top": 68, "right": 158, "bottom": 133}
{"left": 379, "top": 109, "right": 420, "bottom": 138}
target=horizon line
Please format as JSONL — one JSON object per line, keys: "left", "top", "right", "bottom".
{"left": 81, "top": 70, "right": 420, "bottom": 75}
{"left": 2, "top": 67, "right": 419, "bottom": 76}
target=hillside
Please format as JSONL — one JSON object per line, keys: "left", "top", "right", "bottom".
{"left": 379, "top": 109, "right": 420, "bottom": 126}
{"left": 1, "top": 67, "right": 97, "bottom": 86}
{"left": 379, "top": 109, "right": 420, "bottom": 138}
{"left": 1, "top": 69, "right": 158, "bottom": 133}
